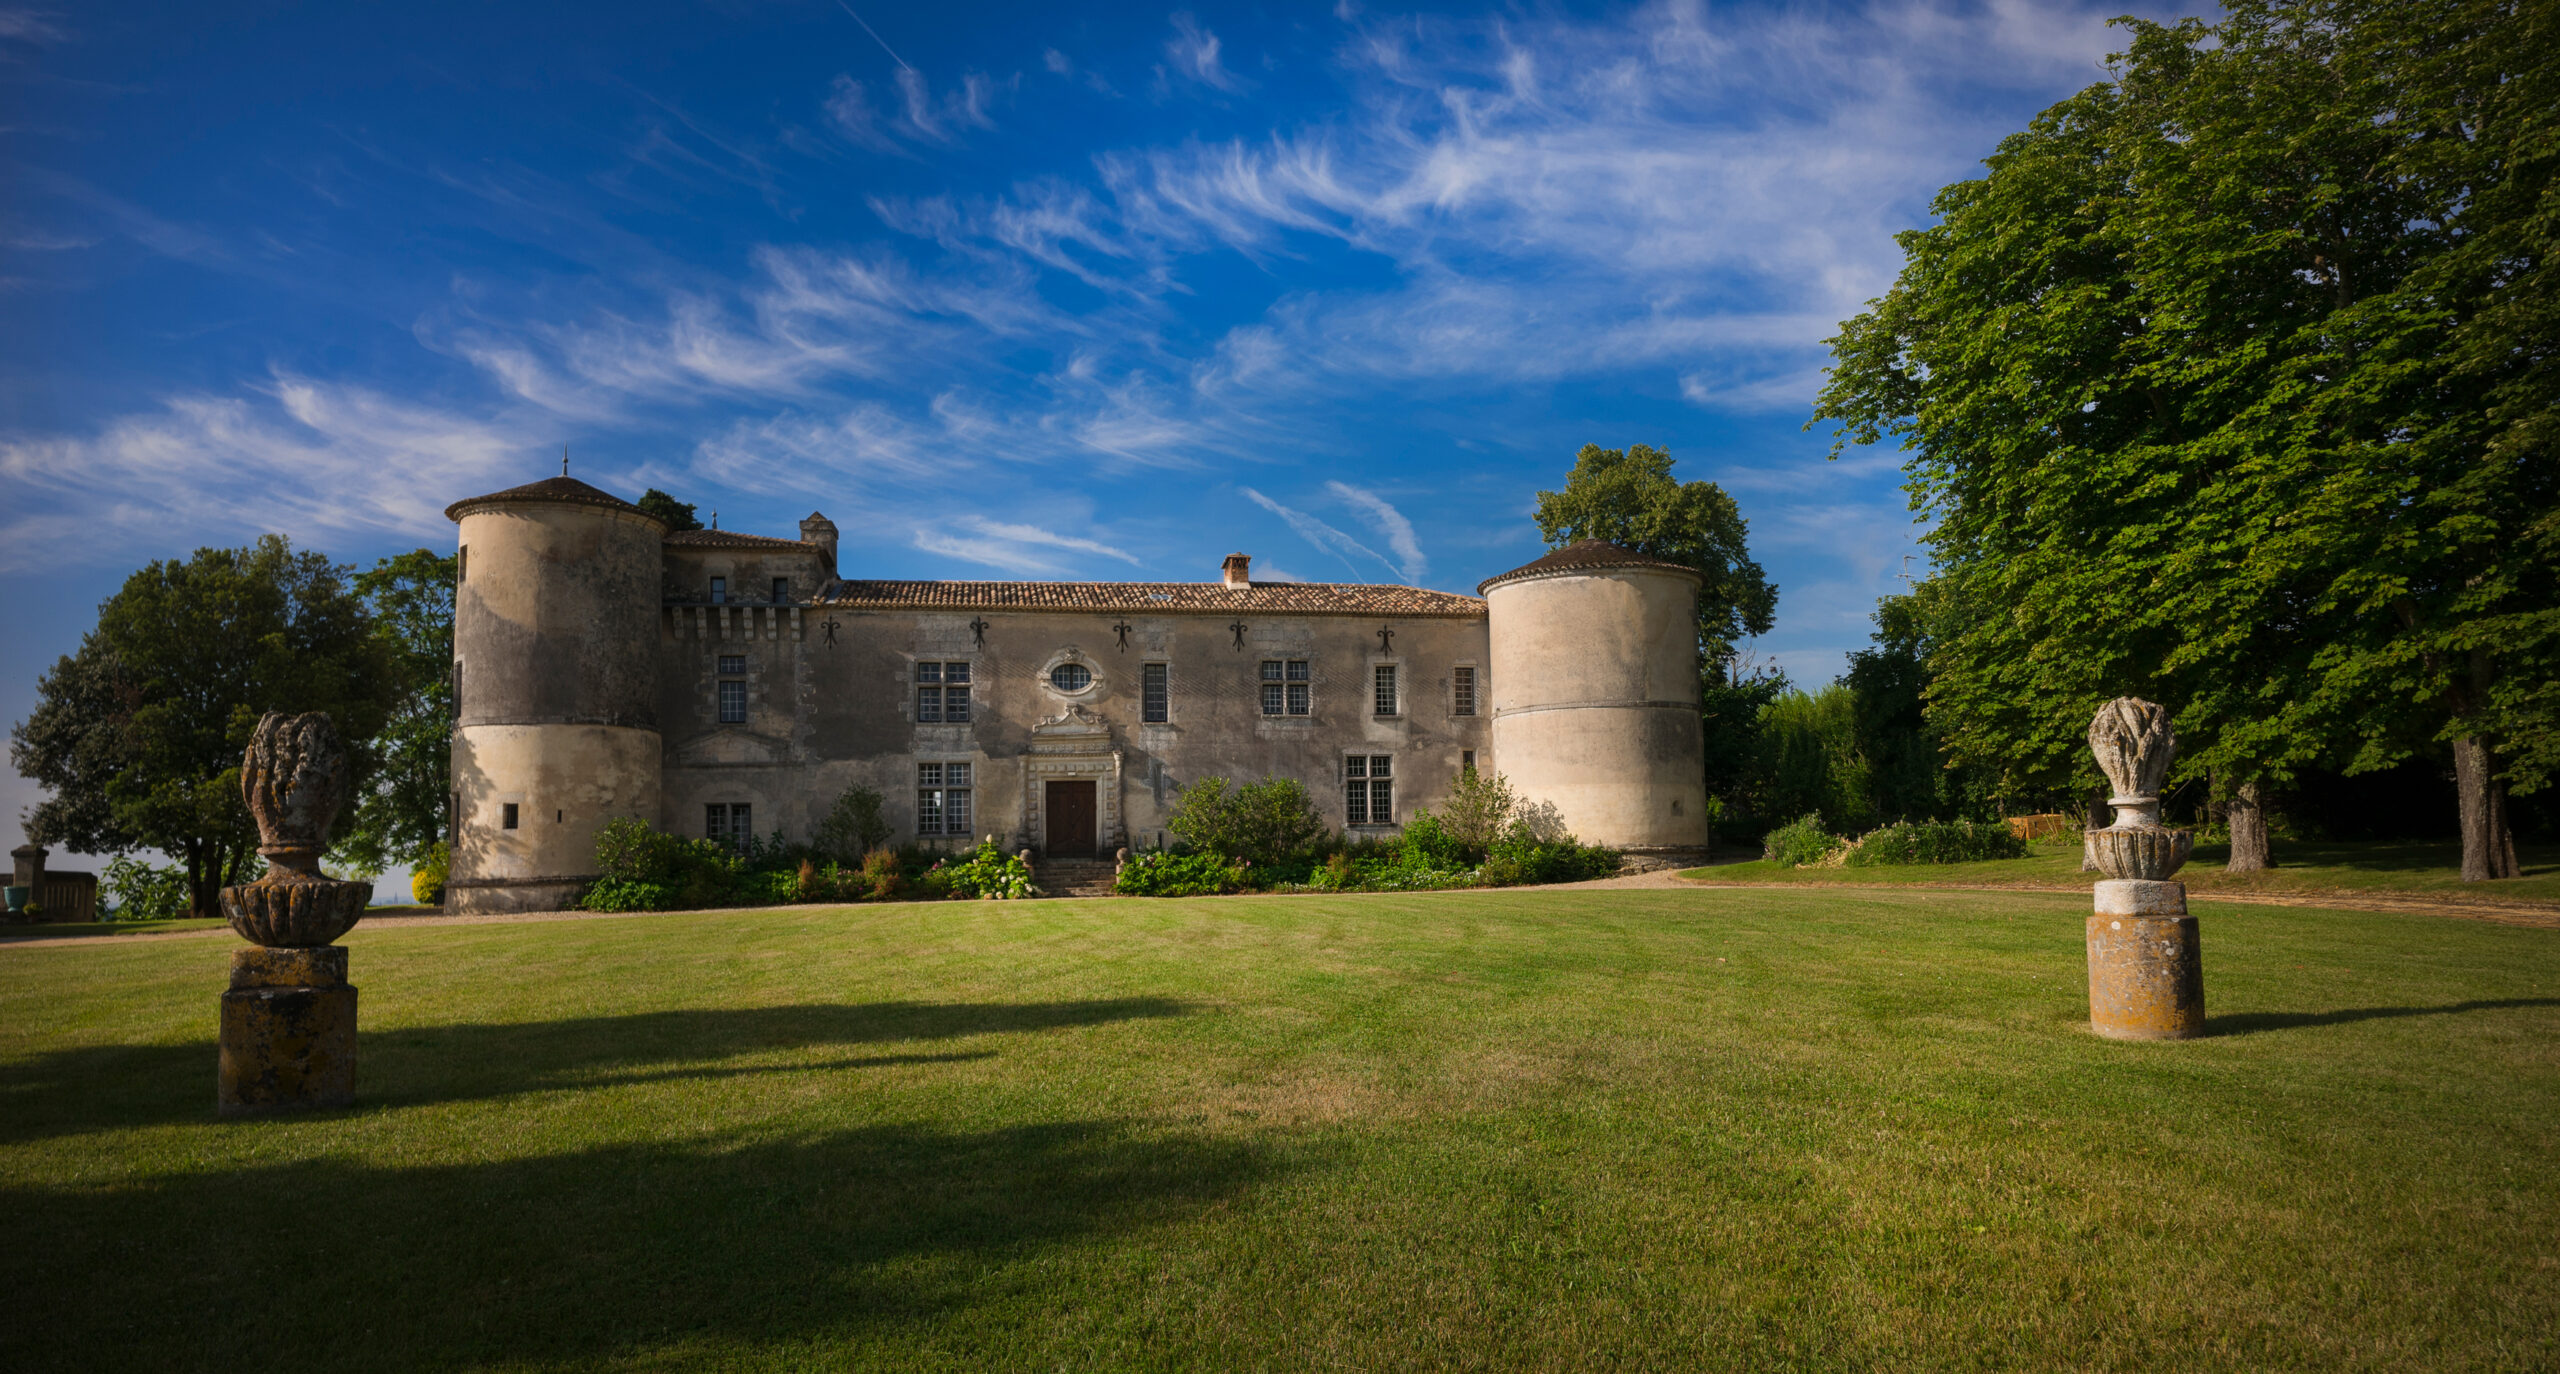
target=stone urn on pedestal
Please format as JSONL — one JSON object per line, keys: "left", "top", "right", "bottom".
{"left": 217, "top": 711, "right": 372, "bottom": 1116}
{"left": 2082, "top": 698, "right": 2204, "bottom": 1040}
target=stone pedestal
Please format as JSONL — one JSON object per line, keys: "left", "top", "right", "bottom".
{"left": 218, "top": 946, "right": 357, "bottom": 1116}
{"left": 2086, "top": 879, "right": 2203, "bottom": 1040}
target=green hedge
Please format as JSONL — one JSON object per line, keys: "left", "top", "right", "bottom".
{"left": 1842, "top": 820, "right": 2027, "bottom": 866}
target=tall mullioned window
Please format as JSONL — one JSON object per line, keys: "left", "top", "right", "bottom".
{"left": 1260, "top": 659, "right": 1310, "bottom": 716}
{"left": 717, "top": 654, "right": 747, "bottom": 724}
{"left": 709, "top": 576, "right": 728, "bottom": 604}
{"left": 918, "top": 762, "right": 973, "bottom": 836}
{"left": 1344, "top": 755, "right": 1393, "bottom": 825}
{"left": 705, "top": 802, "right": 752, "bottom": 849}
{"left": 916, "top": 661, "right": 972, "bottom": 723}
{"left": 771, "top": 577, "right": 789, "bottom": 603}
{"left": 1142, "top": 663, "right": 1169, "bottom": 723}
{"left": 1373, "top": 665, "right": 1399, "bottom": 716}
{"left": 1452, "top": 666, "right": 1477, "bottom": 716}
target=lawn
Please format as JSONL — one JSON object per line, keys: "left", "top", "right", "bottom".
{"left": 1692, "top": 838, "right": 2560, "bottom": 907}
{"left": 2, "top": 887, "right": 2555, "bottom": 1372}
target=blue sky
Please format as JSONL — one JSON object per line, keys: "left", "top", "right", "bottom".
{"left": 1, "top": 0, "right": 2184, "bottom": 866}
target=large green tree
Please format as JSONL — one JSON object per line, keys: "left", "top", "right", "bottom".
{"left": 10, "top": 537, "right": 395, "bottom": 917}
{"left": 335, "top": 549, "right": 456, "bottom": 877}
{"left": 1533, "top": 444, "right": 1778, "bottom": 664}
{"left": 1815, "top": 0, "right": 2558, "bottom": 878}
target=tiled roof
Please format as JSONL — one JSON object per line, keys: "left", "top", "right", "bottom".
{"left": 813, "top": 579, "right": 1486, "bottom": 618}
{"left": 666, "top": 529, "right": 819, "bottom": 551}
{"left": 1477, "top": 539, "right": 1700, "bottom": 594}
{"left": 444, "top": 476, "right": 656, "bottom": 524}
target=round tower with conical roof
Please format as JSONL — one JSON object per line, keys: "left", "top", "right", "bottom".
{"left": 444, "top": 477, "right": 667, "bottom": 912}
{"left": 1479, "top": 541, "right": 1708, "bottom": 854}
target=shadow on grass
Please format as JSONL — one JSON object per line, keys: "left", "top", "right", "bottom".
{"left": 0, "top": 998, "right": 1192, "bottom": 1145}
{"left": 0, "top": 1115, "right": 1286, "bottom": 1371}
{"left": 2208, "top": 997, "right": 2560, "bottom": 1036}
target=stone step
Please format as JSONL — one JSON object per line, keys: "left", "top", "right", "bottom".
{"left": 1032, "top": 858, "right": 1121, "bottom": 898}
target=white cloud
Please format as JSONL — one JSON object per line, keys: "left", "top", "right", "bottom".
{"left": 0, "top": 374, "right": 530, "bottom": 571}
{"left": 1163, "top": 14, "right": 1242, "bottom": 92}
{"left": 1240, "top": 486, "right": 1393, "bottom": 581}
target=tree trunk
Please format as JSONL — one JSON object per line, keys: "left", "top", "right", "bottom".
{"left": 2225, "top": 777, "right": 2273, "bottom": 872}
{"left": 2080, "top": 789, "right": 2111, "bottom": 872}
{"left": 184, "top": 841, "right": 221, "bottom": 920}
{"left": 2453, "top": 736, "right": 2521, "bottom": 881}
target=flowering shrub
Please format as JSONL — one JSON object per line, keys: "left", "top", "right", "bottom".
{"left": 937, "top": 842, "right": 1042, "bottom": 899}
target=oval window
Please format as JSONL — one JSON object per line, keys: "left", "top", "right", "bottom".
{"left": 1049, "top": 663, "right": 1092, "bottom": 692}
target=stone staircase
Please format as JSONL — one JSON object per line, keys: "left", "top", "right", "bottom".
{"left": 1034, "top": 857, "right": 1120, "bottom": 898}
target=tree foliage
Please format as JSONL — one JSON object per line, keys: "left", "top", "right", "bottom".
{"left": 1534, "top": 444, "right": 1778, "bottom": 662}
{"left": 335, "top": 549, "right": 455, "bottom": 876}
{"left": 1814, "top": 0, "right": 2560, "bottom": 876}
{"left": 1164, "top": 775, "right": 1330, "bottom": 868}
{"left": 10, "top": 537, "right": 394, "bottom": 917}
{"left": 636, "top": 488, "right": 703, "bottom": 532}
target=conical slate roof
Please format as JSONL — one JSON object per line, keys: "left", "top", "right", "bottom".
{"left": 444, "top": 476, "right": 660, "bottom": 525}
{"left": 1476, "top": 539, "right": 1699, "bottom": 594}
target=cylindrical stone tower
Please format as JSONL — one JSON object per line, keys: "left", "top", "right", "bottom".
{"left": 444, "top": 477, "right": 666, "bottom": 913}
{"left": 1480, "top": 541, "right": 1708, "bottom": 855}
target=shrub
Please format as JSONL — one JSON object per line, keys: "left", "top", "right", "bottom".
{"left": 813, "top": 784, "right": 893, "bottom": 864}
{"left": 1166, "top": 775, "right": 1331, "bottom": 867}
{"left": 1398, "top": 810, "right": 1469, "bottom": 870}
{"left": 579, "top": 878, "right": 676, "bottom": 912}
{"left": 1843, "top": 819, "right": 2029, "bottom": 866}
{"left": 1484, "top": 823, "right": 1621, "bottom": 886}
{"left": 103, "top": 855, "right": 193, "bottom": 922}
{"left": 1438, "top": 769, "right": 1520, "bottom": 855}
{"left": 857, "top": 847, "right": 907, "bottom": 901}
{"left": 1115, "top": 850, "right": 1245, "bottom": 897}
{"left": 1762, "top": 813, "right": 1843, "bottom": 867}
{"left": 940, "top": 842, "right": 1041, "bottom": 899}
{"left": 590, "top": 816, "right": 741, "bottom": 908}
{"left": 410, "top": 841, "right": 449, "bottom": 905}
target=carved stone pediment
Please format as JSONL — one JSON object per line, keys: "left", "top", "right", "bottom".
{"left": 1029, "top": 704, "right": 1115, "bottom": 755}
{"left": 670, "top": 728, "right": 794, "bottom": 768}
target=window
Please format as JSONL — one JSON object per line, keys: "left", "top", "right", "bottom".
{"left": 1049, "top": 662, "right": 1092, "bottom": 692}
{"left": 771, "top": 577, "right": 789, "bottom": 603}
{"left": 457, "top": 546, "right": 467, "bottom": 586}
{"left": 1462, "top": 749, "right": 1477, "bottom": 774}
{"left": 1344, "top": 755, "right": 1393, "bottom": 825}
{"left": 709, "top": 576, "right": 727, "bottom": 604}
{"left": 1260, "top": 659, "right": 1310, "bottom": 716}
{"left": 716, "top": 653, "right": 747, "bottom": 724}
{"left": 1373, "top": 664, "right": 1399, "bottom": 716}
{"left": 1453, "top": 666, "right": 1477, "bottom": 717}
{"left": 918, "top": 762, "right": 973, "bottom": 836}
{"left": 705, "top": 802, "right": 752, "bottom": 849}
{"left": 916, "top": 661, "right": 972, "bottom": 723}
{"left": 1142, "top": 663, "right": 1169, "bottom": 723}
{"left": 501, "top": 802, "right": 519, "bottom": 830}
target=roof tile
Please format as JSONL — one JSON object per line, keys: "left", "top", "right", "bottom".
{"left": 813, "top": 579, "right": 1485, "bottom": 617}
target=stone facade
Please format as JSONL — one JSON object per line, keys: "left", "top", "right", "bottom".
{"left": 445, "top": 477, "right": 1710, "bottom": 913}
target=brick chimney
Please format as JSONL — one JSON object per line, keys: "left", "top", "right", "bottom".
{"left": 1221, "top": 552, "right": 1251, "bottom": 589}
{"left": 800, "top": 511, "right": 839, "bottom": 577}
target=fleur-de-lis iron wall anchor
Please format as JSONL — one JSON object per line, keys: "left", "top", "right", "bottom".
{"left": 1376, "top": 625, "right": 1395, "bottom": 653}
{"left": 1229, "top": 621, "right": 1248, "bottom": 650}
{"left": 970, "top": 617, "right": 991, "bottom": 650}
{"left": 1113, "top": 620, "right": 1132, "bottom": 651}
{"left": 819, "top": 617, "right": 841, "bottom": 648}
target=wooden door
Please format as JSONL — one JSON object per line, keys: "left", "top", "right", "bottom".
{"left": 1044, "top": 780, "right": 1097, "bottom": 856}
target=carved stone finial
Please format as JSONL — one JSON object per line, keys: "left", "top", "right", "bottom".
{"left": 2084, "top": 696, "right": 2191, "bottom": 879}
{"left": 2088, "top": 697, "right": 2175, "bottom": 803}
{"left": 242, "top": 711, "right": 351, "bottom": 881}
{"left": 225, "top": 710, "right": 370, "bottom": 948}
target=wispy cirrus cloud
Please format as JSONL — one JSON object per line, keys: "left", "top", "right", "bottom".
{"left": 1324, "top": 480, "right": 1425, "bottom": 583}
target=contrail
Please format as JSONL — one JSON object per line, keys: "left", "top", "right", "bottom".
{"left": 834, "top": 1, "right": 914, "bottom": 72}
